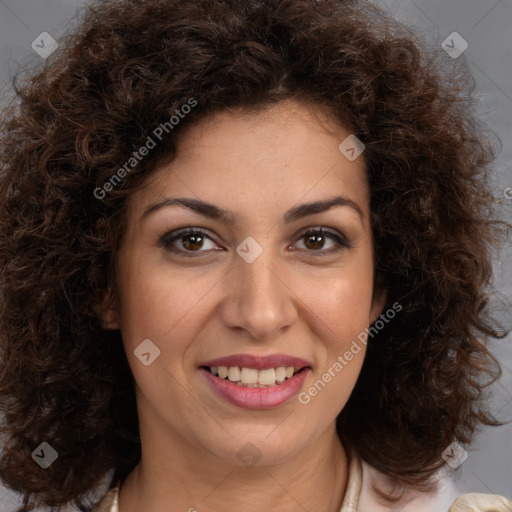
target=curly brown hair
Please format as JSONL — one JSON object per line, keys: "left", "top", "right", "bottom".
{"left": 0, "top": 0, "right": 509, "bottom": 510}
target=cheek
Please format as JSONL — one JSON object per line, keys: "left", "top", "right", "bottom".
{"left": 296, "top": 252, "right": 374, "bottom": 404}
{"left": 317, "top": 279, "right": 372, "bottom": 328}
{"left": 114, "top": 262, "right": 213, "bottom": 401}
{"left": 299, "top": 254, "right": 375, "bottom": 344}
{"left": 310, "top": 279, "right": 371, "bottom": 380}
{"left": 115, "top": 255, "right": 218, "bottom": 350}
{"left": 297, "top": 280, "right": 371, "bottom": 416}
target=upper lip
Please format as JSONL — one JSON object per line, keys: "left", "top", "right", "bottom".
{"left": 199, "top": 353, "right": 312, "bottom": 370}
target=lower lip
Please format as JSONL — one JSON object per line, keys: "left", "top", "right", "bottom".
{"left": 200, "top": 368, "right": 310, "bottom": 409}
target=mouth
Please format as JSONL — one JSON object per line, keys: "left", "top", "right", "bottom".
{"left": 198, "top": 354, "right": 312, "bottom": 409}
{"left": 200, "top": 365, "right": 307, "bottom": 388}
{"left": 198, "top": 354, "right": 312, "bottom": 410}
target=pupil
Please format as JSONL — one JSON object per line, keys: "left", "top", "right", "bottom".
{"left": 183, "top": 234, "right": 203, "bottom": 250}
{"left": 306, "top": 233, "right": 324, "bottom": 250}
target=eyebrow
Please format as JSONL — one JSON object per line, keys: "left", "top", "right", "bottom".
{"left": 141, "top": 195, "right": 364, "bottom": 224}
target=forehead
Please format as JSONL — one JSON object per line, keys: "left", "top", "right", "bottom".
{"left": 128, "top": 100, "right": 369, "bottom": 224}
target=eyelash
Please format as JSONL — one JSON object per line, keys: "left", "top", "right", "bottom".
{"left": 160, "top": 226, "right": 351, "bottom": 258}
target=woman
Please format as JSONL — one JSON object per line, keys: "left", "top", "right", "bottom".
{"left": 0, "top": 0, "right": 510, "bottom": 511}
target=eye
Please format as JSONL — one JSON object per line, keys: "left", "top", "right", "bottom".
{"left": 160, "top": 226, "right": 351, "bottom": 257}
{"left": 292, "top": 227, "right": 351, "bottom": 256}
{"left": 160, "top": 227, "right": 218, "bottom": 256}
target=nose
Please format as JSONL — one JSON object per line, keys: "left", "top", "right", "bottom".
{"left": 220, "top": 250, "right": 298, "bottom": 340}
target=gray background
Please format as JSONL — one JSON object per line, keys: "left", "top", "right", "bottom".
{"left": 0, "top": 0, "right": 510, "bottom": 509}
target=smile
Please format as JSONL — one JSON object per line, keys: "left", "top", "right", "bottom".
{"left": 198, "top": 353, "right": 312, "bottom": 409}
{"left": 205, "top": 365, "right": 302, "bottom": 387}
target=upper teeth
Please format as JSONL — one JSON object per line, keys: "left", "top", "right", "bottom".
{"left": 210, "top": 366, "right": 297, "bottom": 386}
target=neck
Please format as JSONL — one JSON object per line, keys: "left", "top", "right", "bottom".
{"left": 118, "top": 423, "right": 349, "bottom": 512}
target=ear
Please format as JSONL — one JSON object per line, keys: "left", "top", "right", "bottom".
{"left": 369, "top": 287, "right": 387, "bottom": 324}
{"left": 95, "top": 289, "right": 120, "bottom": 330}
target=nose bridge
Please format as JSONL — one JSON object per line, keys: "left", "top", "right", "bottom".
{"left": 221, "top": 245, "right": 297, "bottom": 339}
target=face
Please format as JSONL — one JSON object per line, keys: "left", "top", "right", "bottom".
{"left": 107, "top": 99, "right": 385, "bottom": 468}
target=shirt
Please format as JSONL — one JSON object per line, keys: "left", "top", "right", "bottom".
{"left": 91, "top": 452, "right": 512, "bottom": 512}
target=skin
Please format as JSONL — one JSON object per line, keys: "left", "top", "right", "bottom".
{"left": 103, "top": 99, "right": 386, "bottom": 512}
